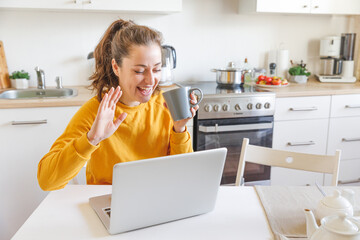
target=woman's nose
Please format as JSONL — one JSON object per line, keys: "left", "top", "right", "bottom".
{"left": 145, "top": 70, "right": 156, "bottom": 85}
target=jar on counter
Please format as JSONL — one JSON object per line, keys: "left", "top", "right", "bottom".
{"left": 251, "top": 68, "right": 267, "bottom": 83}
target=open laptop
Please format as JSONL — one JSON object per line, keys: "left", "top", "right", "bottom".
{"left": 89, "top": 148, "right": 227, "bottom": 235}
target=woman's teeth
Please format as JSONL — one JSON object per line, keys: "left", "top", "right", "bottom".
{"left": 138, "top": 87, "right": 152, "bottom": 95}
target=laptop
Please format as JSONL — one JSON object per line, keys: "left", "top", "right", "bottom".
{"left": 89, "top": 148, "right": 227, "bottom": 235}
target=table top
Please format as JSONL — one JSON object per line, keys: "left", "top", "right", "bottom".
{"left": 12, "top": 185, "right": 273, "bottom": 240}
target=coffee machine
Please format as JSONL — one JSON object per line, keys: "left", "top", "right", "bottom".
{"left": 160, "top": 45, "right": 176, "bottom": 86}
{"left": 317, "top": 34, "right": 357, "bottom": 83}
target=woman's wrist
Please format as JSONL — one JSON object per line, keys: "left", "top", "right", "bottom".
{"left": 87, "top": 132, "right": 101, "bottom": 146}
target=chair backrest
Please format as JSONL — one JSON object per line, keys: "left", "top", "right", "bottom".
{"left": 235, "top": 138, "right": 341, "bottom": 186}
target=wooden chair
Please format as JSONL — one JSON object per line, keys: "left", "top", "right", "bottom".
{"left": 235, "top": 138, "right": 341, "bottom": 186}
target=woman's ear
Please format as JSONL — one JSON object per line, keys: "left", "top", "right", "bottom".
{"left": 111, "top": 59, "right": 120, "bottom": 77}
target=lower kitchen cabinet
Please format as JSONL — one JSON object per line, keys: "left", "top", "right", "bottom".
{"left": 272, "top": 118, "right": 329, "bottom": 186}
{"left": 0, "top": 106, "right": 80, "bottom": 240}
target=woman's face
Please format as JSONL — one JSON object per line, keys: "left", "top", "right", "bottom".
{"left": 112, "top": 43, "right": 162, "bottom": 107}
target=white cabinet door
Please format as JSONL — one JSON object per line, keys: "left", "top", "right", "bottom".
{"left": 273, "top": 119, "right": 328, "bottom": 154}
{"left": 0, "top": 0, "right": 82, "bottom": 10}
{"left": 272, "top": 118, "right": 328, "bottom": 186}
{"left": 274, "top": 96, "right": 331, "bottom": 121}
{"left": 337, "top": 158, "right": 360, "bottom": 186}
{"left": 0, "top": 106, "right": 79, "bottom": 240}
{"left": 82, "top": 0, "right": 182, "bottom": 13}
{"left": 327, "top": 116, "right": 360, "bottom": 159}
{"left": 0, "top": 0, "right": 182, "bottom": 12}
{"left": 239, "top": 0, "right": 360, "bottom": 15}
{"left": 330, "top": 94, "right": 360, "bottom": 118}
{"left": 312, "top": 0, "right": 360, "bottom": 15}
{"left": 256, "top": 0, "right": 311, "bottom": 13}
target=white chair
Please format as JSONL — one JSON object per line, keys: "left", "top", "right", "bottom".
{"left": 235, "top": 138, "right": 341, "bottom": 186}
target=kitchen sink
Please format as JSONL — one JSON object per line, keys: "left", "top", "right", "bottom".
{"left": 0, "top": 88, "right": 78, "bottom": 99}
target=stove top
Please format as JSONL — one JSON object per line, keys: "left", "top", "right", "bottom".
{"left": 176, "top": 81, "right": 271, "bottom": 96}
{"left": 176, "top": 81, "right": 276, "bottom": 119}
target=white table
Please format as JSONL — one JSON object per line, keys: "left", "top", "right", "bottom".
{"left": 12, "top": 185, "right": 274, "bottom": 240}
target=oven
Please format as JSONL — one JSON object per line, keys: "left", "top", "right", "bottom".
{"left": 194, "top": 116, "right": 273, "bottom": 185}
{"left": 183, "top": 82, "right": 276, "bottom": 185}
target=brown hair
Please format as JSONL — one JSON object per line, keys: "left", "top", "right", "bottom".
{"left": 89, "top": 19, "right": 163, "bottom": 101}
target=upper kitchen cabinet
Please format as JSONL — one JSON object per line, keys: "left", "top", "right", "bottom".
{"left": 239, "top": 0, "right": 360, "bottom": 15}
{"left": 0, "top": 0, "right": 182, "bottom": 13}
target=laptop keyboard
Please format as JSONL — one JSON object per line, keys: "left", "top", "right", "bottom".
{"left": 103, "top": 207, "right": 111, "bottom": 217}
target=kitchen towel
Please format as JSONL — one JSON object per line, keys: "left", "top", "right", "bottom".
{"left": 254, "top": 185, "right": 360, "bottom": 240}
{"left": 277, "top": 49, "right": 289, "bottom": 79}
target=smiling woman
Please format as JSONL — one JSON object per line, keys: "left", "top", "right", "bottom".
{"left": 37, "top": 19, "right": 198, "bottom": 191}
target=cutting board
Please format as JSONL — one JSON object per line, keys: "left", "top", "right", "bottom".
{"left": 0, "top": 41, "right": 11, "bottom": 89}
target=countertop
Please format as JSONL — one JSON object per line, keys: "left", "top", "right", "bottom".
{"left": 1, "top": 78, "right": 360, "bottom": 109}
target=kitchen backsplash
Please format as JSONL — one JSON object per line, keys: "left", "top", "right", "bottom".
{"left": 0, "top": 0, "right": 352, "bottom": 87}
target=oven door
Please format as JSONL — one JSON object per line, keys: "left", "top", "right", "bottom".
{"left": 194, "top": 116, "right": 273, "bottom": 185}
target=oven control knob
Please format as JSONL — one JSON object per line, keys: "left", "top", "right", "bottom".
{"left": 247, "top": 103, "right": 253, "bottom": 110}
{"left": 256, "top": 103, "right": 262, "bottom": 109}
{"left": 235, "top": 104, "right": 241, "bottom": 111}
{"left": 222, "top": 104, "right": 229, "bottom": 111}
{"left": 264, "top": 102, "right": 271, "bottom": 109}
{"left": 204, "top": 104, "right": 212, "bottom": 112}
{"left": 213, "top": 104, "right": 220, "bottom": 112}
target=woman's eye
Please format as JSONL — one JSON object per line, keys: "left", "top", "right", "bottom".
{"left": 154, "top": 69, "right": 162, "bottom": 73}
{"left": 134, "top": 70, "right": 144, "bottom": 74}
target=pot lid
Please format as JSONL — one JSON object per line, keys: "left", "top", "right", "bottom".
{"left": 321, "top": 190, "right": 352, "bottom": 209}
{"left": 323, "top": 213, "right": 359, "bottom": 234}
{"left": 211, "top": 62, "right": 243, "bottom": 72}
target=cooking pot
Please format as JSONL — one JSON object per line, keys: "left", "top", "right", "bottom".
{"left": 211, "top": 62, "right": 252, "bottom": 87}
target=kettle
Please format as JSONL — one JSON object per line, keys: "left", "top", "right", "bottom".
{"left": 305, "top": 209, "right": 360, "bottom": 240}
{"left": 160, "top": 45, "right": 176, "bottom": 86}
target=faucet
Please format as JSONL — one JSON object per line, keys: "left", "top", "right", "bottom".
{"left": 34, "top": 66, "right": 45, "bottom": 89}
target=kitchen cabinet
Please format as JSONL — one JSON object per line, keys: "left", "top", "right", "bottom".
{"left": 325, "top": 94, "right": 360, "bottom": 186}
{"left": 239, "top": 0, "right": 360, "bottom": 15}
{"left": 0, "top": 0, "right": 182, "bottom": 13}
{"left": 0, "top": 106, "right": 80, "bottom": 240}
{"left": 272, "top": 96, "right": 331, "bottom": 186}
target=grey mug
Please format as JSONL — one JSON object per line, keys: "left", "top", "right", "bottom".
{"left": 162, "top": 87, "right": 203, "bottom": 121}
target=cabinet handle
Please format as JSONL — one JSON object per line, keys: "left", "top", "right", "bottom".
{"left": 289, "top": 107, "right": 318, "bottom": 111}
{"left": 338, "top": 178, "right": 360, "bottom": 185}
{"left": 342, "top": 137, "right": 360, "bottom": 142}
{"left": 83, "top": 0, "right": 92, "bottom": 3}
{"left": 287, "top": 141, "right": 315, "bottom": 146}
{"left": 11, "top": 119, "right": 47, "bottom": 125}
{"left": 303, "top": 5, "right": 308, "bottom": 8}
{"left": 345, "top": 105, "right": 360, "bottom": 109}
{"left": 314, "top": 5, "right": 319, "bottom": 8}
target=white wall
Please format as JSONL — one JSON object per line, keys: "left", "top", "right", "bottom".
{"left": 0, "top": 0, "right": 351, "bottom": 87}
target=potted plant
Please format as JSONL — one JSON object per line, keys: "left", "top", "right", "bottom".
{"left": 288, "top": 60, "right": 311, "bottom": 84}
{"left": 10, "top": 70, "right": 30, "bottom": 89}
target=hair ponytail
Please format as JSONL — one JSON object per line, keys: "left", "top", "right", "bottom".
{"left": 89, "top": 19, "right": 134, "bottom": 101}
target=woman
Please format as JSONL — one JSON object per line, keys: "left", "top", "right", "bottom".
{"left": 37, "top": 19, "right": 197, "bottom": 191}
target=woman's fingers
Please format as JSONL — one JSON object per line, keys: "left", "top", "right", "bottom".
{"left": 114, "top": 112, "right": 128, "bottom": 128}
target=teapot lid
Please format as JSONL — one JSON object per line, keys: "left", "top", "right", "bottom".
{"left": 322, "top": 213, "right": 359, "bottom": 234}
{"left": 321, "top": 190, "right": 352, "bottom": 209}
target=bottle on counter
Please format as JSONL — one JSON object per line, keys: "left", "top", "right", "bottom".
{"left": 241, "top": 58, "right": 253, "bottom": 85}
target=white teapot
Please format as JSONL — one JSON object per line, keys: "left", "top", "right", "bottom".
{"left": 305, "top": 209, "right": 360, "bottom": 240}
{"left": 316, "top": 189, "right": 354, "bottom": 220}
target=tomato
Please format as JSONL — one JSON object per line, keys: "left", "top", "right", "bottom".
{"left": 258, "top": 75, "right": 266, "bottom": 81}
{"left": 265, "top": 77, "right": 273, "bottom": 83}
{"left": 271, "top": 79, "right": 282, "bottom": 85}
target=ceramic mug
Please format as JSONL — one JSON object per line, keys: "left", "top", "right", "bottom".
{"left": 162, "top": 86, "right": 203, "bottom": 121}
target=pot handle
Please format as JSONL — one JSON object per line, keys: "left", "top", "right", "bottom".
{"left": 210, "top": 69, "right": 218, "bottom": 72}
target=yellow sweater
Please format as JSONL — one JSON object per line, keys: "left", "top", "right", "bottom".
{"left": 37, "top": 92, "right": 193, "bottom": 191}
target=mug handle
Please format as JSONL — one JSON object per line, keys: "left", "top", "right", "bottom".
{"left": 188, "top": 88, "right": 203, "bottom": 107}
